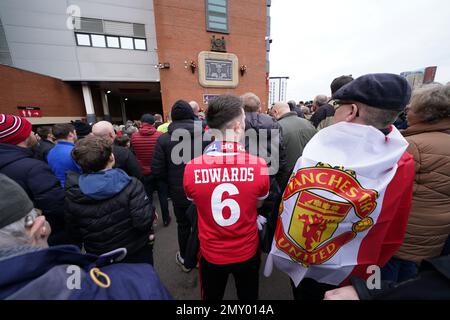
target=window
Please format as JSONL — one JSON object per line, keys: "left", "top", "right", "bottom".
{"left": 134, "top": 38, "right": 146, "bottom": 50}
{"left": 106, "top": 36, "right": 120, "bottom": 48}
{"left": 91, "top": 34, "right": 106, "bottom": 47}
{"left": 120, "top": 37, "right": 134, "bottom": 49}
{"left": 76, "top": 33, "right": 91, "bottom": 46}
{"left": 206, "top": 0, "right": 228, "bottom": 33}
{"left": 75, "top": 33, "right": 146, "bottom": 51}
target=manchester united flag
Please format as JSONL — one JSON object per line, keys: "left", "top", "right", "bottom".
{"left": 264, "top": 122, "right": 414, "bottom": 286}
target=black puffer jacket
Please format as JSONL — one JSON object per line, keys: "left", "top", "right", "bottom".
{"left": 113, "top": 145, "right": 142, "bottom": 179}
{"left": 33, "top": 139, "right": 55, "bottom": 162}
{"left": 64, "top": 171, "right": 154, "bottom": 255}
{"left": 0, "top": 143, "right": 68, "bottom": 245}
{"left": 244, "top": 112, "right": 288, "bottom": 182}
{"left": 152, "top": 119, "right": 210, "bottom": 207}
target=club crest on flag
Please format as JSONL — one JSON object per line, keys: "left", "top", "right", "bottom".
{"left": 275, "top": 163, "right": 379, "bottom": 266}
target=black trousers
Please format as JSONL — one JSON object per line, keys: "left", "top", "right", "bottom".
{"left": 173, "top": 203, "right": 192, "bottom": 259}
{"left": 200, "top": 252, "right": 260, "bottom": 300}
{"left": 122, "top": 243, "right": 154, "bottom": 266}
{"left": 291, "top": 278, "right": 338, "bottom": 300}
{"left": 142, "top": 174, "right": 170, "bottom": 224}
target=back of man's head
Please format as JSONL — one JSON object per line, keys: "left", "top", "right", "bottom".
{"left": 314, "top": 95, "right": 329, "bottom": 107}
{"left": 273, "top": 102, "right": 291, "bottom": 119}
{"left": 92, "top": 121, "right": 115, "bottom": 142}
{"left": 141, "top": 114, "right": 155, "bottom": 125}
{"left": 72, "top": 136, "right": 112, "bottom": 173}
{"left": 333, "top": 73, "right": 412, "bottom": 129}
{"left": 36, "top": 126, "right": 52, "bottom": 140}
{"left": 189, "top": 101, "right": 200, "bottom": 116}
{"left": 72, "top": 121, "right": 91, "bottom": 139}
{"left": 287, "top": 100, "right": 297, "bottom": 111}
{"left": 330, "top": 75, "right": 354, "bottom": 95}
{"left": 206, "top": 95, "right": 244, "bottom": 131}
{"left": 154, "top": 114, "right": 163, "bottom": 122}
{"left": 241, "top": 92, "right": 261, "bottom": 113}
{"left": 52, "top": 123, "right": 75, "bottom": 140}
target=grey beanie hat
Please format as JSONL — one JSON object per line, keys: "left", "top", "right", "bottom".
{"left": 0, "top": 174, "right": 34, "bottom": 229}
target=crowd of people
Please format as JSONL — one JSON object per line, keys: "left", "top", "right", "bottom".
{"left": 0, "top": 73, "right": 449, "bottom": 300}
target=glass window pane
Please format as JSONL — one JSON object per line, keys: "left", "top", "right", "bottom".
{"left": 120, "top": 37, "right": 134, "bottom": 49}
{"left": 106, "top": 36, "right": 120, "bottom": 48}
{"left": 208, "top": 0, "right": 226, "bottom": 6}
{"left": 134, "top": 38, "right": 146, "bottom": 50}
{"left": 208, "top": 22, "right": 227, "bottom": 31}
{"left": 209, "top": 15, "right": 227, "bottom": 23}
{"left": 208, "top": 4, "right": 227, "bottom": 13}
{"left": 76, "top": 33, "right": 91, "bottom": 46}
{"left": 91, "top": 34, "right": 106, "bottom": 47}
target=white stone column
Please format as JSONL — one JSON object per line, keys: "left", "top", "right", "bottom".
{"left": 82, "top": 83, "right": 96, "bottom": 124}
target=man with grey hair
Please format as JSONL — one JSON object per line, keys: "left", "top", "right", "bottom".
{"left": 0, "top": 173, "right": 172, "bottom": 300}
{"left": 189, "top": 100, "right": 207, "bottom": 128}
{"left": 271, "top": 102, "right": 317, "bottom": 188}
{"left": 310, "top": 94, "right": 332, "bottom": 128}
{"left": 310, "top": 75, "right": 354, "bottom": 129}
{"left": 92, "top": 121, "right": 142, "bottom": 179}
{"left": 240, "top": 92, "right": 287, "bottom": 185}
{"left": 189, "top": 101, "right": 200, "bottom": 117}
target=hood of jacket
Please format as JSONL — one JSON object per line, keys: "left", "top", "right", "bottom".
{"left": 0, "top": 143, "right": 33, "bottom": 170}
{"left": 138, "top": 123, "right": 158, "bottom": 136}
{"left": 77, "top": 168, "right": 132, "bottom": 200}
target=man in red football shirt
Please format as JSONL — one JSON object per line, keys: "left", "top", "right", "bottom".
{"left": 184, "top": 95, "right": 270, "bottom": 300}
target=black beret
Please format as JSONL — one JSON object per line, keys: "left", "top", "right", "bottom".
{"left": 332, "top": 73, "right": 412, "bottom": 111}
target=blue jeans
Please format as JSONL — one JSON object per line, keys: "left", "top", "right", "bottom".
{"left": 381, "top": 257, "right": 418, "bottom": 283}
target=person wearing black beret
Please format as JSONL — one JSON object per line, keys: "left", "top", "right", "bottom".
{"left": 264, "top": 73, "right": 417, "bottom": 301}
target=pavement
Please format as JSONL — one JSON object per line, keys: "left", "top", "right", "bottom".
{"left": 152, "top": 197, "right": 293, "bottom": 300}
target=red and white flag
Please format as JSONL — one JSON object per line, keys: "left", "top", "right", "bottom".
{"left": 264, "top": 122, "right": 414, "bottom": 286}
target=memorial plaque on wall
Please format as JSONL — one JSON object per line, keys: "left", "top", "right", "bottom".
{"left": 198, "top": 51, "right": 238, "bottom": 88}
{"left": 205, "top": 59, "right": 233, "bottom": 81}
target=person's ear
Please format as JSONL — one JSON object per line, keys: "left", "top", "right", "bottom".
{"left": 109, "top": 152, "right": 115, "bottom": 164}
{"left": 345, "top": 104, "right": 359, "bottom": 122}
{"left": 28, "top": 215, "right": 51, "bottom": 247}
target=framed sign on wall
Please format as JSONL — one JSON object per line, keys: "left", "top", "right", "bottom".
{"left": 198, "top": 51, "right": 238, "bottom": 88}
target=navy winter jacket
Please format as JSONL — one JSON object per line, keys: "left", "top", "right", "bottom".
{"left": 0, "top": 143, "right": 68, "bottom": 245}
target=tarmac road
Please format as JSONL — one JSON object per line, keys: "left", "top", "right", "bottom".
{"left": 152, "top": 198, "right": 293, "bottom": 300}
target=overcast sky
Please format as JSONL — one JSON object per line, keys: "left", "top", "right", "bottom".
{"left": 270, "top": 0, "right": 450, "bottom": 101}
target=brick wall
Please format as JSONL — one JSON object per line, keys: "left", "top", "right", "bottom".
{"left": 0, "top": 64, "right": 86, "bottom": 119}
{"left": 154, "top": 0, "right": 268, "bottom": 116}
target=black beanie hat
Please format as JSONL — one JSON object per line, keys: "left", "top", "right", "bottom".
{"left": 0, "top": 174, "right": 34, "bottom": 229}
{"left": 73, "top": 121, "right": 92, "bottom": 138}
{"left": 171, "top": 100, "right": 196, "bottom": 121}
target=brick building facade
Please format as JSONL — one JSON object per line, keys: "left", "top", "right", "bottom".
{"left": 0, "top": 0, "right": 270, "bottom": 123}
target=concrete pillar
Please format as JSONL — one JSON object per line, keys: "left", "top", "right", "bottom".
{"left": 82, "top": 83, "right": 96, "bottom": 124}
{"left": 120, "top": 98, "right": 127, "bottom": 124}
{"left": 101, "top": 91, "right": 112, "bottom": 122}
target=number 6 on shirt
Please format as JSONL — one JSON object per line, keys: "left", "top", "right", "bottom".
{"left": 211, "top": 183, "right": 240, "bottom": 227}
